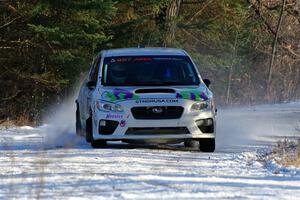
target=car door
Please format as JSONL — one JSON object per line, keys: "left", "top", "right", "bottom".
{"left": 78, "top": 57, "right": 96, "bottom": 121}
{"left": 84, "top": 55, "right": 102, "bottom": 119}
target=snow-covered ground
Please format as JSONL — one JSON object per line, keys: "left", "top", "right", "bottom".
{"left": 1, "top": 102, "right": 300, "bottom": 199}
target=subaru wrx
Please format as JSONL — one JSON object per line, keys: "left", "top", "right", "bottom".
{"left": 76, "top": 48, "right": 216, "bottom": 152}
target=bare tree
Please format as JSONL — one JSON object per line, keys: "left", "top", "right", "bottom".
{"left": 164, "top": 0, "right": 182, "bottom": 46}
{"left": 267, "top": 0, "right": 287, "bottom": 97}
{"left": 226, "top": 34, "right": 238, "bottom": 105}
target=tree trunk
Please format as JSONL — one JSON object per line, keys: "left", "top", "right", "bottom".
{"left": 267, "top": 0, "right": 287, "bottom": 98}
{"left": 164, "top": 0, "right": 182, "bottom": 46}
{"left": 226, "top": 33, "right": 238, "bottom": 105}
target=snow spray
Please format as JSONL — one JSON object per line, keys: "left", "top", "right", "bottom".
{"left": 42, "top": 80, "right": 85, "bottom": 148}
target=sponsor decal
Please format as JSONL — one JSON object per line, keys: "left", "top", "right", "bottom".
{"left": 111, "top": 57, "right": 153, "bottom": 62}
{"left": 176, "top": 90, "right": 209, "bottom": 101}
{"left": 153, "top": 57, "right": 183, "bottom": 61}
{"left": 105, "top": 114, "right": 123, "bottom": 119}
{"left": 120, "top": 120, "right": 126, "bottom": 127}
{"left": 102, "top": 88, "right": 140, "bottom": 102}
{"left": 133, "top": 57, "right": 152, "bottom": 61}
{"left": 116, "top": 57, "right": 131, "bottom": 62}
{"left": 135, "top": 99, "right": 178, "bottom": 104}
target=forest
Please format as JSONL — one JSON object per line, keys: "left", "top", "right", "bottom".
{"left": 0, "top": 0, "right": 299, "bottom": 124}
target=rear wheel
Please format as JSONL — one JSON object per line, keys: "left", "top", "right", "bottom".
{"left": 199, "top": 138, "right": 215, "bottom": 152}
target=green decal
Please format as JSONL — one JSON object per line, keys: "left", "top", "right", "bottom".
{"left": 104, "top": 89, "right": 140, "bottom": 102}
{"left": 176, "top": 90, "right": 208, "bottom": 101}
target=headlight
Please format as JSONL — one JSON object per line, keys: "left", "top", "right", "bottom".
{"left": 96, "top": 100, "right": 124, "bottom": 112}
{"left": 191, "top": 101, "right": 211, "bottom": 110}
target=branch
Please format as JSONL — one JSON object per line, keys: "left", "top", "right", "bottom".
{"left": 180, "top": 28, "right": 210, "bottom": 47}
{"left": 186, "top": 0, "right": 212, "bottom": 24}
{"left": 0, "top": 90, "right": 22, "bottom": 102}
{"left": 282, "top": 45, "right": 300, "bottom": 58}
{"left": 182, "top": 0, "right": 206, "bottom": 4}
{"left": 248, "top": 0, "right": 300, "bottom": 59}
{"left": 286, "top": 8, "right": 300, "bottom": 23}
{"left": 0, "top": 16, "right": 21, "bottom": 29}
{"left": 248, "top": 0, "right": 276, "bottom": 36}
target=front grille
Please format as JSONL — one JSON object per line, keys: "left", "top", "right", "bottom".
{"left": 131, "top": 106, "right": 184, "bottom": 119}
{"left": 125, "top": 127, "right": 190, "bottom": 135}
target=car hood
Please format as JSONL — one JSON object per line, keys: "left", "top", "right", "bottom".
{"left": 98, "top": 84, "right": 212, "bottom": 103}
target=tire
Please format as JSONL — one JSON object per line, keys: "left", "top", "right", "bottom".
{"left": 85, "top": 117, "right": 92, "bottom": 143}
{"left": 184, "top": 139, "right": 199, "bottom": 148}
{"left": 199, "top": 138, "right": 215, "bottom": 152}
{"left": 76, "top": 105, "right": 83, "bottom": 136}
{"left": 86, "top": 116, "right": 107, "bottom": 148}
{"left": 91, "top": 138, "right": 107, "bottom": 148}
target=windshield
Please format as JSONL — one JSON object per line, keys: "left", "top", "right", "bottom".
{"left": 102, "top": 56, "right": 200, "bottom": 86}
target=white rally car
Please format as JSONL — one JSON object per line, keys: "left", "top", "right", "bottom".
{"left": 76, "top": 48, "right": 216, "bottom": 152}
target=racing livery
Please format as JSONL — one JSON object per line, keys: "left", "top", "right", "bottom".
{"left": 76, "top": 48, "right": 216, "bottom": 152}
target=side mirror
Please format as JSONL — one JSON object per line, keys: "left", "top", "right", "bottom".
{"left": 203, "top": 79, "right": 211, "bottom": 88}
{"left": 87, "top": 81, "right": 96, "bottom": 90}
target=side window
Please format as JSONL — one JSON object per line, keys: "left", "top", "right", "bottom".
{"left": 89, "top": 56, "right": 101, "bottom": 83}
{"left": 91, "top": 56, "right": 101, "bottom": 83}
{"left": 89, "top": 58, "right": 97, "bottom": 81}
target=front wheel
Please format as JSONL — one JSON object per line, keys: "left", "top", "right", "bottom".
{"left": 76, "top": 105, "right": 83, "bottom": 136}
{"left": 199, "top": 138, "right": 215, "bottom": 152}
{"left": 86, "top": 116, "right": 107, "bottom": 148}
{"left": 184, "top": 139, "right": 199, "bottom": 148}
{"left": 85, "top": 117, "right": 92, "bottom": 143}
{"left": 91, "top": 139, "right": 107, "bottom": 148}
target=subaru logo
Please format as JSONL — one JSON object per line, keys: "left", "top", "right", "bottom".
{"left": 152, "top": 107, "right": 163, "bottom": 114}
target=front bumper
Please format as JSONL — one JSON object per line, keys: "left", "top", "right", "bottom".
{"left": 92, "top": 99, "right": 216, "bottom": 140}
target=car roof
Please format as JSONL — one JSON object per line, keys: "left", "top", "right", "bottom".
{"left": 103, "top": 47, "right": 187, "bottom": 57}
